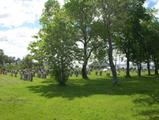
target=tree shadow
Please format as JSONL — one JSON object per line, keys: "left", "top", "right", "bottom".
{"left": 134, "top": 90, "right": 159, "bottom": 106}
{"left": 134, "top": 90, "right": 159, "bottom": 120}
{"left": 139, "top": 109, "right": 159, "bottom": 120}
{"left": 132, "top": 77, "right": 159, "bottom": 120}
{"left": 27, "top": 76, "right": 159, "bottom": 118}
{"left": 27, "top": 79, "right": 113, "bottom": 100}
{"left": 27, "top": 76, "right": 159, "bottom": 100}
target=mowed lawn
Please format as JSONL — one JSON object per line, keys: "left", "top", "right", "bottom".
{"left": 0, "top": 74, "right": 159, "bottom": 120}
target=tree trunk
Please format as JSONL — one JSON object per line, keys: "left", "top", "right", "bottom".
{"left": 155, "top": 67, "right": 159, "bottom": 75}
{"left": 102, "top": 6, "right": 118, "bottom": 85}
{"left": 59, "top": 58, "right": 66, "bottom": 86}
{"left": 108, "top": 37, "right": 118, "bottom": 85}
{"left": 82, "top": 62, "right": 88, "bottom": 79}
{"left": 154, "top": 59, "right": 159, "bottom": 75}
{"left": 59, "top": 79, "right": 66, "bottom": 86}
{"left": 59, "top": 69, "right": 66, "bottom": 86}
{"left": 126, "top": 53, "right": 130, "bottom": 77}
{"left": 147, "top": 60, "right": 151, "bottom": 76}
{"left": 137, "top": 63, "right": 142, "bottom": 77}
{"left": 81, "top": 29, "right": 89, "bottom": 79}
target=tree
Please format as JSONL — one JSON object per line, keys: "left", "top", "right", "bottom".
{"left": 28, "top": 38, "right": 46, "bottom": 68}
{"left": 141, "top": 21, "right": 152, "bottom": 75}
{"left": 144, "top": 19, "right": 159, "bottom": 75}
{"left": 141, "top": 12, "right": 154, "bottom": 76}
{"left": 65, "top": 0, "right": 97, "bottom": 79}
{"left": 117, "top": 0, "right": 147, "bottom": 77}
{"left": 0, "top": 49, "right": 18, "bottom": 70}
{"left": 21, "top": 54, "right": 33, "bottom": 69}
{"left": 94, "top": 0, "right": 130, "bottom": 85}
{"left": 0, "top": 49, "right": 5, "bottom": 67}
{"left": 30, "top": 0, "right": 77, "bottom": 85}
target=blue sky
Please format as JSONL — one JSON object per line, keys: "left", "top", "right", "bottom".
{"left": 0, "top": 0, "right": 158, "bottom": 58}
{"left": 146, "top": 0, "right": 158, "bottom": 7}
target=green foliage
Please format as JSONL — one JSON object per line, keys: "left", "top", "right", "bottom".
{"left": 29, "top": 0, "right": 159, "bottom": 84}
{"left": 28, "top": 39, "right": 46, "bottom": 66}
{"left": 141, "top": 18, "right": 159, "bottom": 74}
{"left": 65, "top": 0, "right": 99, "bottom": 79}
{"left": 0, "top": 49, "right": 17, "bottom": 69}
{"left": 0, "top": 49, "right": 5, "bottom": 67}
{"left": 30, "top": 0, "right": 77, "bottom": 85}
{"left": 117, "top": 0, "right": 147, "bottom": 62}
{"left": 21, "top": 54, "right": 33, "bottom": 69}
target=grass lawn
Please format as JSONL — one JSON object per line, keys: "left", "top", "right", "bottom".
{"left": 0, "top": 73, "right": 159, "bottom": 120}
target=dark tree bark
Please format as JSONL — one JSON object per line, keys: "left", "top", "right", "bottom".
{"left": 137, "top": 63, "right": 142, "bottom": 77}
{"left": 82, "top": 62, "right": 88, "bottom": 79}
{"left": 155, "top": 67, "right": 159, "bottom": 75}
{"left": 59, "top": 72, "right": 65, "bottom": 86}
{"left": 58, "top": 57, "right": 67, "bottom": 86}
{"left": 154, "top": 59, "right": 159, "bottom": 75}
{"left": 126, "top": 52, "right": 130, "bottom": 77}
{"left": 108, "top": 36, "right": 118, "bottom": 85}
{"left": 147, "top": 60, "right": 151, "bottom": 76}
{"left": 101, "top": 0, "right": 119, "bottom": 85}
{"left": 81, "top": 37, "right": 88, "bottom": 80}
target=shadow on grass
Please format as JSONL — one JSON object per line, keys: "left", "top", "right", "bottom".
{"left": 27, "top": 76, "right": 159, "bottom": 119}
{"left": 27, "top": 76, "right": 159, "bottom": 100}
{"left": 128, "top": 76, "right": 159, "bottom": 120}
{"left": 134, "top": 89, "right": 159, "bottom": 120}
{"left": 139, "top": 109, "right": 159, "bottom": 120}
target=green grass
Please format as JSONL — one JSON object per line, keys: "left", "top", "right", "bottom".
{"left": 0, "top": 73, "right": 159, "bottom": 120}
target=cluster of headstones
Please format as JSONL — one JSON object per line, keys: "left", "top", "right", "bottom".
{"left": 19, "top": 69, "right": 34, "bottom": 81}
{"left": 69, "top": 69, "right": 81, "bottom": 77}
{"left": 9, "top": 69, "right": 48, "bottom": 81}
{"left": 69, "top": 69, "right": 92, "bottom": 77}
{"left": 95, "top": 70, "right": 113, "bottom": 76}
{"left": 0, "top": 69, "right": 8, "bottom": 75}
{"left": 19, "top": 69, "right": 48, "bottom": 81}
{"left": 10, "top": 70, "right": 18, "bottom": 77}
{"left": 1, "top": 68, "right": 48, "bottom": 82}
{"left": 95, "top": 70, "right": 103, "bottom": 76}
{"left": 37, "top": 69, "right": 47, "bottom": 79}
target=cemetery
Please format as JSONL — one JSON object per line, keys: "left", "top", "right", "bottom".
{"left": 0, "top": 0, "right": 159, "bottom": 120}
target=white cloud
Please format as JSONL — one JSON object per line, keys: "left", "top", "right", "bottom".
{"left": 154, "top": 0, "right": 159, "bottom": 18}
{"left": 145, "top": 0, "right": 159, "bottom": 18}
{"left": 0, "top": 0, "right": 47, "bottom": 28}
{"left": 0, "top": 0, "right": 64, "bottom": 58}
{"left": 0, "top": 27, "right": 39, "bottom": 58}
{"left": 0, "top": 0, "right": 158, "bottom": 60}
{"left": 0, "top": 0, "right": 46, "bottom": 58}
{"left": 0, "top": 0, "right": 64, "bottom": 27}
{"left": 58, "top": 0, "right": 64, "bottom": 5}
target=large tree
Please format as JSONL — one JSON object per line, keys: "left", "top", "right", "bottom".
{"left": 21, "top": 54, "right": 33, "bottom": 69}
{"left": 65, "top": 0, "right": 97, "bottom": 79}
{"left": 94, "top": 0, "right": 130, "bottom": 85}
{"left": 145, "top": 19, "right": 159, "bottom": 75}
{"left": 117, "top": 0, "right": 147, "bottom": 77}
{"left": 30, "top": 0, "right": 77, "bottom": 85}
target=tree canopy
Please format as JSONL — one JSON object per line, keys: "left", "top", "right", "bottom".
{"left": 28, "top": 0, "right": 159, "bottom": 85}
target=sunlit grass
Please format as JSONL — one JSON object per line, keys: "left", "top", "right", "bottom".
{"left": 0, "top": 72, "right": 159, "bottom": 120}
